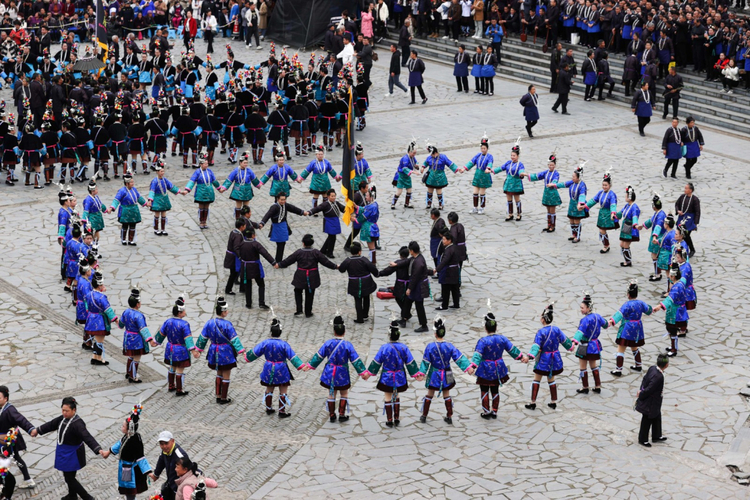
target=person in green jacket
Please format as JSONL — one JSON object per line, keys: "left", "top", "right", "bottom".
{"left": 296, "top": 145, "right": 341, "bottom": 212}
{"left": 147, "top": 161, "right": 180, "bottom": 236}
{"left": 218, "top": 152, "right": 261, "bottom": 220}
{"left": 181, "top": 154, "right": 221, "bottom": 229}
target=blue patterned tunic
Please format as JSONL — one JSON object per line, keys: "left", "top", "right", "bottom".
{"left": 118, "top": 308, "right": 152, "bottom": 353}
{"left": 643, "top": 209, "right": 666, "bottom": 254}
{"left": 75, "top": 275, "right": 92, "bottom": 323}
{"left": 196, "top": 318, "right": 245, "bottom": 367}
{"left": 368, "top": 342, "right": 419, "bottom": 391}
{"left": 574, "top": 313, "right": 609, "bottom": 357}
{"left": 611, "top": 300, "right": 653, "bottom": 343}
{"left": 393, "top": 154, "right": 416, "bottom": 189}
{"left": 494, "top": 160, "right": 525, "bottom": 194}
{"left": 555, "top": 180, "right": 588, "bottom": 218}
{"left": 84, "top": 290, "right": 116, "bottom": 333}
{"left": 661, "top": 280, "right": 689, "bottom": 324}
{"left": 529, "top": 169, "right": 561, "bottom": 206}
{"left": 309, "top": 338, "right": 366, "bottom": 389}
{"left": 585, "top": 189, "right": 618, "bottom": 230}
{"left": 154, "top": 318, "right": 195, "bottom": 365}
{"left": 465, "top": 152, "right": 494, "bottom": 189}
{"left": 529, "top": 326, "right": 573, "bottom": 375}
{"left": 470, "top": 334, "right": 523, "bottom": 385}
{"left": 246, "top": 338, "right": 304, "bottom": 386}
{"left": 422, "top": 154, "right": 459, "bottom": 188}
{"left": 418, "top": 342, "right": 471, "bottom": 390}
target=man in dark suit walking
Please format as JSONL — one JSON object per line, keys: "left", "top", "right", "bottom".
{"left": 636, "top": 353, "right": 669, "bottom": 447}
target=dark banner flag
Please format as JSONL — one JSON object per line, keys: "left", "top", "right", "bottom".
{"left": 95, "top": 0, "right": 108, "bottom": 62}
{"left": 340, "top": 88, "right": 356, "bottom": 226}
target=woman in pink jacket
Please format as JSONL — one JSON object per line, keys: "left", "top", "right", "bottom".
{"left": 174, "top": 457, "right": 218, "bottom": 499}
{"left": 361, "top": 4, "right": 375, "bottom": 38}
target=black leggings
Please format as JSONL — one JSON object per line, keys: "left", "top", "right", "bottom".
{"left": 684, "top": 157, "right": 697, "bottom": 177}
{"left": 637, "top": 116, "right": 651, "bottom": 133}
{"left": 294, "top": 288, "right": 315, "bottom": 316}
{"left": 354, "top": 295, "right": 371, "bottom": 321}
{"left": 321, "top": 233, "right": 337, "bottom": 256}
{"left": 683, "top": 229, "right": 696, "bottom": 253}
{"left": 1, "top": 471, "right": 15, "bottom": 498}
{"left": 484, "top": 77, "right": 494, "bottom": 94}
{"left": 274, "top": 242, "right": 286, "bottom": 263}
{"left": 480, "top": 385, "right": 499, "bottom": 394}
{"left": 475, "top": 77, "right": 484, "bottom": 93}
{"left": 64, "top": 471, "right": 92, "bottom": 500}
{"left": 455, "top": 76, "right": 468, "bottom": 91}
{"left": 14, "top": 451, "right": 30, "bottom": 480}
{"left": 410, "top": 86, "right": 426, "bottom": 102}
{"left": 664, "top": 158, "right": 680, "bottom": 175}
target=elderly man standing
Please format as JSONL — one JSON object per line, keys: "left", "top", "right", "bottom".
{"left": 149, "top": 431, "right": 190, "bottom": 500}
{"left": 636, "top": 354, "right": 669, "bottom": 447}
{"left": 399, "top": 18, "right": 411, "bottom": 66}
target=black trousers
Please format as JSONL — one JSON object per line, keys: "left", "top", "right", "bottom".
{"left": 205, "top": 29, "right": 214, "bottom": 53}
{"left": 683, "top": 229, "right": 696, "bottom": 253}
{"left": 584, "top": 84, "right": 596, "bottom": 99}
{"left": 244, "top": 276, "right": 265, "bottom": 307}
{"left": 441, "top": 283, "right": 460, "bottom": 308}
{"left": 246, "top": 25, "right": 259, "bottom": 45}
{"left": 403, "top": 297, "right": 427, "bottom": 327}
{"left": 14, "top": 450, "right": 30, "bottom": 480}
{"left": 598, "top": 80, "right": 614, "bottom": 99}
{"left": 662, "top": 94, "right": 679, "bottom": 118}
{"left": 400, "top": 45, "right": 410, "bottom": 66}
{"left": 692, "top": 43, "right": 704, "bottom": 71}
{"left": 354, "top": 295, "right": 371, "bottom": 320}
{"left": 637, "top": 116, "right": 651, "bottom": 133}
{"left": 274, "top": 242, "right": 286, "bottom": 263}
{"left": 475, "top": 77, "right": 485, "bottom": 93}
{"left": 161, "top": 484, "right": 177, "bottom": 500}
{"left": 321, "top": 233, "right": 337, "bottom": 256}
{"left": 552, "top": 92, "right": 569, "bottom": 112}
{"left": 363, "top": 64, "right": 372, "bottom": 86}
{"left": 484, "top": 77, "right": 494, "bottom": 94}
{"left": 684, "top": 157, "right": 697, "bottom": 178}
{"left": 410, "top": 85, "right": 426, "bottom": 102}
{"left": 455, "top": 76, "right": 468, "bottom": 91}
{"left": 550, "top": 69, "right": 558, "bottom": 92}
{"left": 638, "top": 413, "right": 662, "bottom": 443}
{"left": 64, "top": 471, "right": 93, "bottom": 500}
{"left": 225, "top": 267, "right": 239, "bottom": 293}
{"left": 451, "top": 20, "right": 461, "bottom": 40}
{"left": 294, "top": 288, "right": 315, "bottom": 316}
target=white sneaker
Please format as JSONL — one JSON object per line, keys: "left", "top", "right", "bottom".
{"left": 728, "top": 89, "right": 734, "bottom": 93}
{"left": 246, "top": 44, "right": 250, "bottom": 47}
{"left": 384, "top": 93, "right": 392, "bottom": 98}
{"left": 257, "top": 45, "right": 262, "bottom": 50}
{"left": 470, "top": 207, "right": 478, "bottom": 214}
{"left": 478, "top": 207, "right": 485, "bottom": 215}
{"left": 442, "top": 36, "right": 449, "bottom": 39}
{"left": 261, "top": 36, "right": 265, "bottom": 41}
{"left": 19, "top": 479, "right": 36, "bottom": 489}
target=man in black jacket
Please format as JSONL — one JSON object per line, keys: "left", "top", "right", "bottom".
{"left": 387, "top": 44, "right": 408, "bottom": 96}
{"left": 549, "top": 43, "right": 562, "bottom": 92}
{"left": 399, "top": 19, "right": 412, "bottom": 66}
{"left": 49, "top": 75, "right": 65, "bottom": 122}
{"left": 596, "top": 52, "right": 615, "bottom": 100}
{"left": 662, "top": 66, "right": 683, "bottom": 119}
{"left": 552, "top": 63, "right": 572, "bottom": 114}
{"left": 150, "top": 431, "right": 190, "bottom": 500}
{"left": 29, "top": 72, "right": 45, "bottom": 127}
{"left": 636, "top": 354, "right": 669, "bottom": 447}
{"left": 435, "top": 232, "right": 460, "bottom": 310}
{"left": 405, "top": 241, "right": 430, "bottom": 332}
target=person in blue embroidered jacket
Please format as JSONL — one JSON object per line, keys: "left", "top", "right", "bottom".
{"left": 84, "top": 272, "right": 118, "bottom": 367}
{"left": 82, "top": 179, "right": 106, "bottom": 243}
{"left": 75, "top": 256, "right": 94, "bottom": 350}
{"left": 468, "top": 310, "right": 528, "bottom": 419}
{"left": 527, "top": 153, "right": 561, "bottom": 232}
{"left": 152, "top": 296, "right": 195, "bottom": 397}
{"left": 416, "top": 317, "right": 472, "bottom": 425}
{"left": 493, "top": 141, "right": 525, "bottom": 221}
{"left": 652, "top": 263, "right": 689, "bottom": 358}
{"left": 64, "top": 223, "right": 85, "bottom": 291}
{"left": 194, "top": 297, "right": 246, "bottom": 405}
{"left": 106, "top": 173, "right": 149, "bottom": 246}
{"left": 305, "top": 315, "right": 367, "bottom": 423}
{"left": 391, "top": 140, "right": 418, "bottom": 210}
{"left": 420, "top": 143, "right": 460, "bottom": 210}
{"left": 118, "top": 289, "right": 152, "bottom": 384}
{"left": 258, "top": 151, "right": 299, "bottom": 197}
{"left": 614, "top": 185, "right": 641, "bottom": 267}
{"left": 674, "top": 246, "right": 696, "bottom": 314}
{"left": 525, "top": 303, "right": 573, "bottom": 410}
{"left": 573, "top": 293, "right": 609, "bottom": 395}
{"left": 635, "top": 192, "right": 667, "bottom": 282}
{"left": 57, "top": 188, "right": 75, "bottom": 279}
{"left": 656, "top": 214, "right": 676, "bottom": 280}
{"left": 461, "top": 134, "right": 494, "bottom": 215}
{"left": 365, "top": 321, "right": 420, "bottom": 427}
{"left": 607, "top": 280, "right": 654, "bottom": 377}
{"left": 584, "top": 170, "right": 618, "bottom": 254}
{"left": 245, "top": 317, "right": 306, "bottom": 418}
{"left": 180, "top": 154, "right": 220, "bottom": 230}
{"left": 108, "top": 405, "right": 152, "bottom": 499}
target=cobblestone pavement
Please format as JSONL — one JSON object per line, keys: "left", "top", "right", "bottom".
{"left": 0, "top": 37, "right": 748, "bottom": 499}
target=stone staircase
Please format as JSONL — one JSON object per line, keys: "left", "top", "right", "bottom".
{"left": 378, "top": 33, "right": 750, "bottom": 135}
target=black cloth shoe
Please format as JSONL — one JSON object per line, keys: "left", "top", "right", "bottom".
{"left": 640, "top": 441, "right": 652, "bottom": 447}
{"left": 414, "top": 326, "right": 428, "bottom": 333}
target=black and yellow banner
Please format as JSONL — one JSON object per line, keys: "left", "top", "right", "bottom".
{"left": 95, "top": 0, "right": 108, "bottom": 62}
{"left": 340, "top": 88, "right": 356, "bottom": 226}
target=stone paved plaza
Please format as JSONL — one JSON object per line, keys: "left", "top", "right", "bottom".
{"left": 1, "top": 38, "right": 749, "bottom": 499}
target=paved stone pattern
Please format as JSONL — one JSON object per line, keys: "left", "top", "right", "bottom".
{"left": 0, "top": 35, "right": 748, "bottom": 499}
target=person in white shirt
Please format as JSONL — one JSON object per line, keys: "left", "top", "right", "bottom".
{"left": 202, "top": 10, "right": 217, "bottom": 53}
{"left": 337, "top": 35, "right": 355, "bottom": 66}
{"left": 721, "top": 58, "right": 740, "bottom": 93}
{"left": 191, "top": 0, "right": 203, "bottom": 20}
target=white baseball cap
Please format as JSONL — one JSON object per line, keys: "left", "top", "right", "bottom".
{"left": 157, "top": 431, "right": 173, "bottom": 443}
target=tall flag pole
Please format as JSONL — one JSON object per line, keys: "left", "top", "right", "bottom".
{"left": 340, "top": 87, "right": 356, "bottom": 226}
{"left": 95, "top": 0, "right": 108, "bottom": 64}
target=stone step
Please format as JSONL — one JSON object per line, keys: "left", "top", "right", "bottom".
{"left": 377, "top": 37, "right": 750, "bottom": 135}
